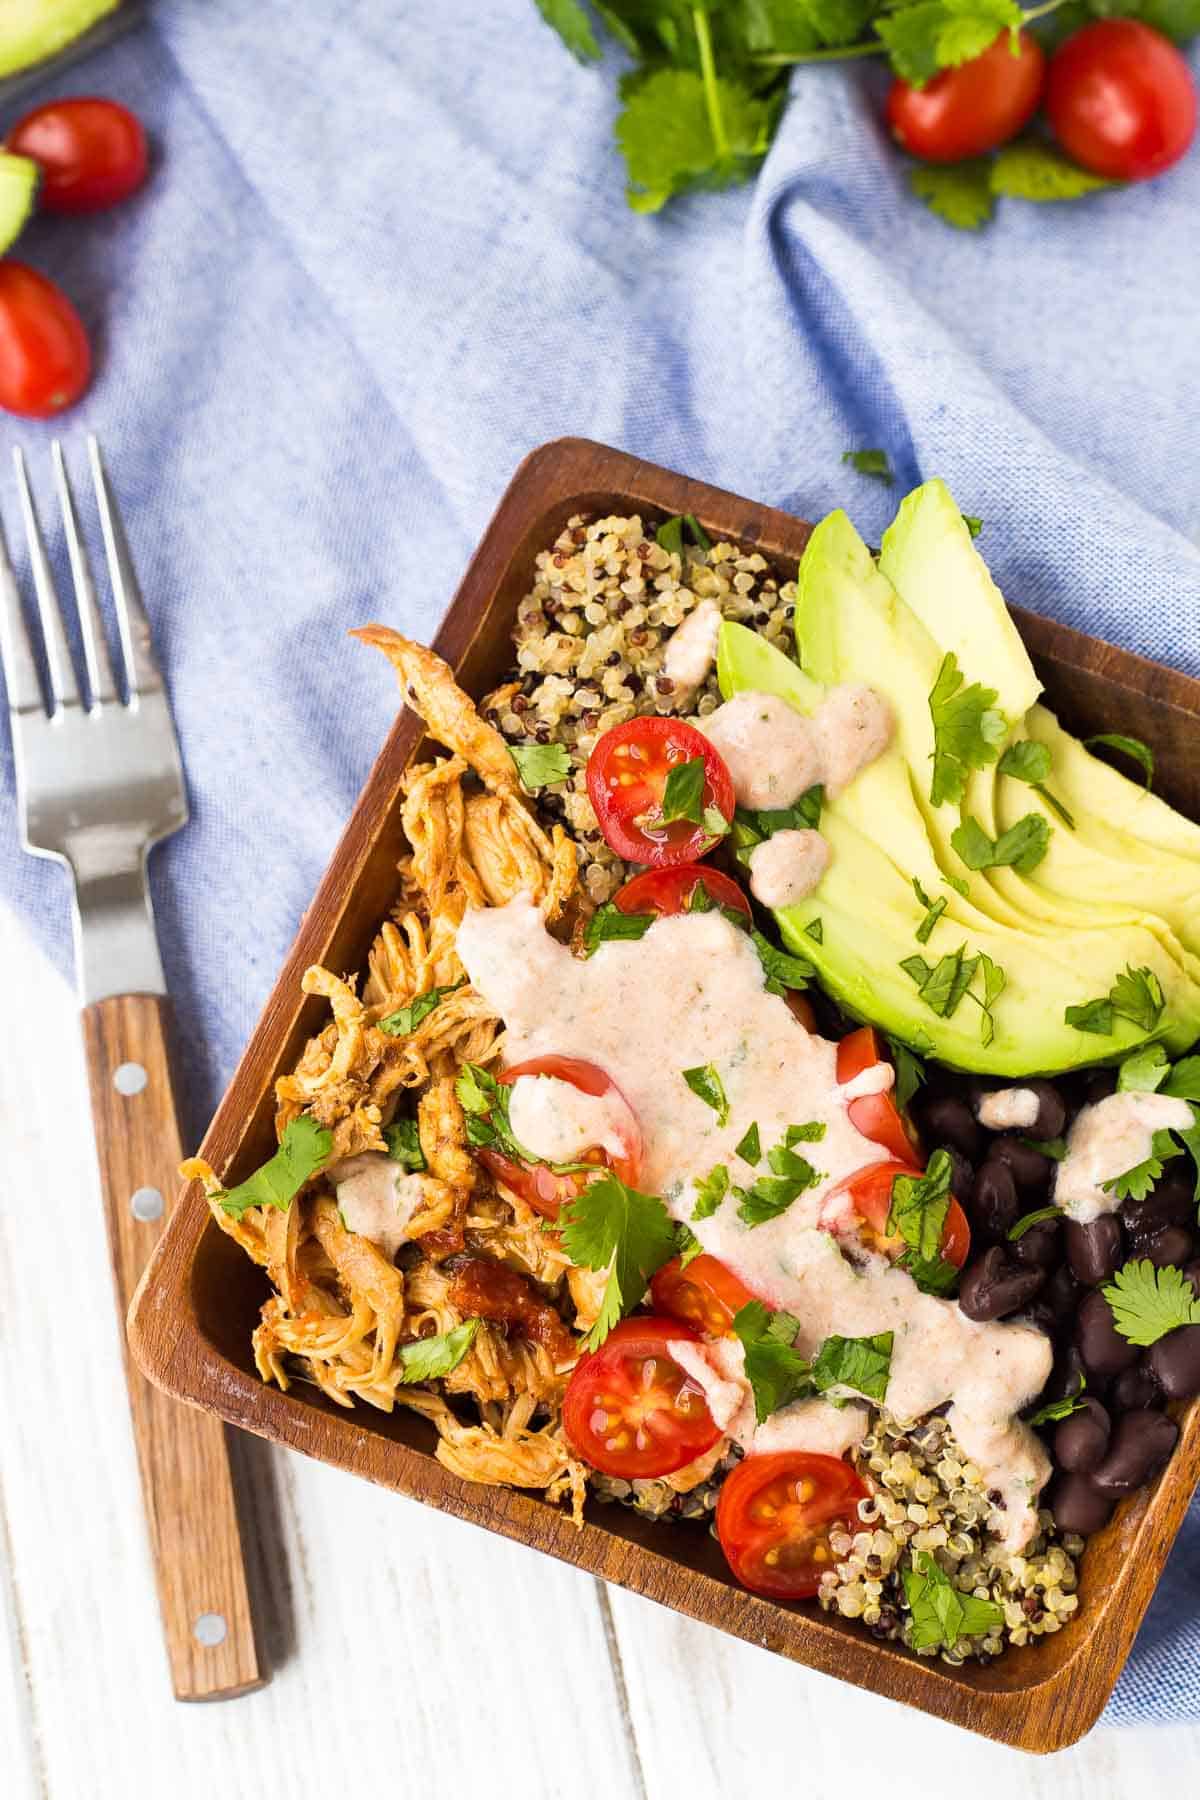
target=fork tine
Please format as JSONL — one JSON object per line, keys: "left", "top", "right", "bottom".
{"left": 87, "top": 436, "right": 160, "bottom": 698}
{"left": 0, "top": 506, "right": 43, "bottom": 717}
{"left": 52, "top": 440, "right": 118, "bottom": 708}
{"left": 13, "top": 445, "right": 81, "bottom": 713}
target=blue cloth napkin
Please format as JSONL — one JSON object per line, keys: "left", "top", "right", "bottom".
{"left": 0, "top": 0, "right": 1196, "bottom": 1725}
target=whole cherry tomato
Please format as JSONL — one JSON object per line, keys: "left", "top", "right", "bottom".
{"left": 1046, "top": 20, "right": 1197, "bottom": 181}
{"left": 887, "top": 30, "right": 1046, "bottom": 163}
{"left": 0, "top": 263, "right": 90, "bottom": 417}
{"left": 7, "top": 97, "right": 148, "bottom": 214}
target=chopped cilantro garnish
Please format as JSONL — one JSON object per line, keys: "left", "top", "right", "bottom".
{"left": 379, "top": 979, "right": 465, "bottom": 1037}
{"left": 785, "top": 1121, "right": 827, "bottom": 1145}
{"left": 886, "top": 1150, "right": 960, "bottom": 1294}
{"left": 1118, "top": 1044, "right": 1171, "bottom": 1094}
{"left": 1065, "top": 997, "right": 1114, "bottom": 1035}
{"left": 1020, "top": 1137, "right": 1067, "bottom": 1161}
{"left": 1024, "top": 1374, "right": 1087, "bottom": 1429}
{"left": 1101, "top": 1259, "right": 1200, "bottom": 1347}
{"left": 691, "top": 1163, "right": 730, "bottom": 1221}
{"left": 1067, "top": 964, "right": 1164, "bottom": 1037}
{"left": 397, "top": 1319, "right": 480, "bottom": 1383}
{"left": 675, "top": 1222, "right": 705, "bottom": 1269}
{"left": 927, "top": 651, "right": 1007, "bottom": 808}
{"left": 735, "top": 1133, "right": 823, "bottom": 1227}
{"left": 384, "top": 1117, "right": 426, "bottom": 1172}
{"left": 752, "top": 928, "right": 814, "bottom": 995}
{"left": 682, "top": 1063, "right": 730, "bottom": 1127}
{"left": 1102, "top": 1128, "right": 1183, "bottom": 1203}
{"left": 735, "top": 1122, "right": 762, "bottom": 1165}
{"left": 660, "top": 756, "right": 707, "bottom": 826}
{"left": 507, "top": 741, "right": 571, "bottom": 792}
{"left": 1008, "top": 1205, "right": 1062, "bottom": 1241}
{"left": 887, "top": 1038, "right": 926, "bottom": 1111}
{"left": 902, "top": 1552, "right": 1004, "bottom": 1652}
{"left": 841, "top": 448, "right": 894, "bottom": 485}
{"left": 1163, "top": 1056, "right": 1200, "bottom": 1102}
{"left": 900, "top": 945, "right": 978, "bottom": 1019}
{"left": 950, "top": 812, "right": 1051, "bottom": 875}
{"left": 584, "top": 903, "right": 654, "bottom": 956}
{"left": 732, "top": 1302, "right": 812, "bottom": 1424}
{"left": 219, "top": 1115, "right": 332, "bottom": 1219}
{"left": 810, "top": 1331, "right": 893, "bottom": 1405}
{"left": 560, "top": 1172, "right": 678, "bottom": 1351}
{"left": 656, "top": 513, "right": 711, "bottom": 556}
{"left": 912, "top": 876, "right": 947, "bottom": 944}
{"left": 733, "top": 788, "right": 823, "bottom": 864}
{"left": 1084, "top": 732, "right": 1154, "bottom": 790}
{"left": 998, "top": 739, "right": 1075, "bottom": 829}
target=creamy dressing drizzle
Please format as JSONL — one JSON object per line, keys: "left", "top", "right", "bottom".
{"left": 662, "top": 597, "right": 722, "bottom": 702}
{"left": 333, "top": 1153, "right": 426, "bottom": 1259}
{"left": 977, "top": 1087, "right": 1041, "bottom": 1131}
{"left": 1054, "top": 1091, "right": 1195, "bottom": 1223}
{"left": 704, "top": 683, "right": 892, "bottom": 810}
{"left": 748, "top": 829, "right": 830, "bottom": 909}
{"left": 670, "top": 1335, "right": 870, "bottom": 1461}
{"left": 457, "top": 896, "right": 1052, "bottom": 1549}
{"left": 507, "top": 1073, "right": 629, "bottom": 1165}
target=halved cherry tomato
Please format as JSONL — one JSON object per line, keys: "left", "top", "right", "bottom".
{"left": 615, "top": 862, "right": 751, "bottom": 921}
{"left": 477, "top": 1054, "right": 642, "bottom": 1222}
{"left": 785, "top": 991, "right": 817, "bottom": 1032}
{"left": 650, "top": 1253, "right": 756, "bottom": 1337}
{"left": 716, "top": 1451, "right": 868, "bottom": 1599}
{"left": 820, "top": 1158, "right": 971, "bottom": 1270}
{"left": 562, "top": 1317, "right": 722, "bottom": 1479}
{"left": 1045, "top": 19, "right": 1197, "bottom": 181}
{"left": 586, "top": 717, "right": 735, "bottom": 868}
{"left": 7, "top": 97, "right": 148, "bottom": 213}
{"left": 887, "top": 30, "right": 1046, "bottom": 163}
{"left": 0, "top": 263, "right": 90, "bottom": 417}
{"left": 837, "top": 1026, "right": 921, "bottom": 1168}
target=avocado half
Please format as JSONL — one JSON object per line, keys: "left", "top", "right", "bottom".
{"left": 717, "top": 486, "right": 1200, "bottom": 1074}
{"left": 0, "top": 153, "right": 38, "bottom": 254}
{"left": 0, "top": 0, "right": 119, "bottom": 78}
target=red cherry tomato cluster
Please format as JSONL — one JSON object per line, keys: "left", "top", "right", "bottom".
{"left": 0, "top": 98, "right": 148, "bottom": 418}
{"left": 888, "top": 20, "right": 1195, "bottom": 185}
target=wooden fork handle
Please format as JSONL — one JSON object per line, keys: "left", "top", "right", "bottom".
{"left": 82, "top": 993, "right": 263, "bottom": 1701}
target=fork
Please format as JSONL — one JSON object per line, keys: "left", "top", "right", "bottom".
{"left": 0, "top": 439, "right": 262, "bottom": 1702}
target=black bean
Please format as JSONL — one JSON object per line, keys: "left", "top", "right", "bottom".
{"left": 958, "top": 1246, "right": 1046, "bottom": 1322}
{"left": 970, "top": 1160, "right": 1020, "bottom": 1242}
{"left": 1044, "top": 1265, "right": 1084, "bottom": 1330}
{"left": 1054, "top": 1398, "right": 1112, "bottom": 1473}
{"left": 1111, "top": 1358, "right": 1162, "bottom": 1413}
{"left": 989, "top": 1135, "right": 1053, "bottom": 1193}
{"left": 942, "top": 1145, "right": 974, "bottom": 1203}
{"left": 1044, "top": 1344, "right": 1090, "bottom": 1404}
{"left": 1147, "top": 1324, "right": 1200, "bottom": 1400}
{"left": 1022, "top": 1300, "right": 1059, "bottom": 1338}
{"left": 1012, "top": 1219, "right": 1062, "bottom": 1270}
{"left": 1065, "top": 1215, "right": 1124, "bottom": 1287}
{"left": 1023, "top": 1079, "right": 1068, "bottom": 1142}
{"left": 1089, "top": 1409, "right": 1179, "bottom": 1495}
{"left": 1084, "top": 1068, "right": 1118, "bottom": 1107}
{"left": 1141, "top": 1225, "right": 1196, "bottom": 1270}
{"left": 920, "top": 1094, "right": 981, "bottom": 1161}
{"left": 1075, "top": 1288, "right": 1139, "bottom": 1377}
{"left": 1183, "top": 1259, "right": 1200, "bottom": 1298}
{"left": 1048, "top": 1471, "right": 1115, "bottom": 1535}
{"left": 1121, "top": 1172, "right": 1194, "bottom": 1239}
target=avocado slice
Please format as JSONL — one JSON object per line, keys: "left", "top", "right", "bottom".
{"left": 0, "top": 0, "right": 119, "bottom": 77}
{"left": 0, "top": 153, "right": 37, "bottom": 254}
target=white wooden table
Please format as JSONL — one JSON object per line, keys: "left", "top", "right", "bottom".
{"left": 2, "top": 901, "right": 1198, "bottom": 1800}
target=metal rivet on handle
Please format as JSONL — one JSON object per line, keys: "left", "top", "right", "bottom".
{"left": 193, "top": 1613, "right": 227, "bottom": 1648}
{"left": 113, "top": 1061, "right": 147, "bottom": 1095}
{"left": 130, "top": 1186, "right": 164, "bottom": 1222}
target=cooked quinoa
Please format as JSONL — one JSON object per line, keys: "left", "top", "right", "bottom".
{"left": 492, "top": 511, "right": 1083, "bottom": 1665}
{"left": 483, "top": 511, "right": 797, "bottom": 902}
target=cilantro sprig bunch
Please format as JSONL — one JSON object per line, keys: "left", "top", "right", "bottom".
{"left": 535, "top": 0, "right": 1200, "bottom": 224}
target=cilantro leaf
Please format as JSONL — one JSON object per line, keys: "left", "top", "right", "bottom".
{"left": 660, "top": 756, "right": 707, "bottom": 827}
{"left": 675, "top": 1222, "right": 704, "bottom": 1269}
{"left": 963, "top": 514, "right": 983, "bottom": 538}
{"left": 1162, "top": 1056, "right": 1200, "bottom": 1102}
{"left": 950, "top": 812, "right": 1051, "bottom": 875}
{"left": 1139, "top": 0, "right": 1200, "bottom": 41}
{"left": 384, "top": 1117, "right": 426, "bottom": 1172}
{"left": 1118, "top": 1044, "right": 1171, "bottom": 1094}
{"left": 900, "top": 944, "right": 979, "bottom": 1019}
{"left": 909, "top": 158, "right": 993, "bottom": 230}
{"left": 1008, "top": 1205, "right": 1062, "bottom": 1241}
{"left": 735, "top": 1121, "right": 762, "bottom": 1165}
{"left": 1101, "top": 1258, "right": 1200, "bottom": 1347}
{"left": 456, "top": 1060, "right": 576, "bottom": 1168}
{"left": 842, "top": 448, "right": 894, "bottom": 485}
{"left": 534, "top": 0, "right": 602, "bottom": 61}
{"left": 1084, "top": 732, "right": 1155, "bottom": 790}
{"left": 1065, "top": 996, "right": 1114, "bottom": 1035}
{"left": 584, "top": 902, "right": 654, "bottom": 955}
{"left": 1175, "top": 1109, "right": 1200, "bottom": 1204}
{"left": 735, "top": 1135, "right": 823, "bottom": 1225}
{"left": 561, "top": 1172, "right": 679, "bottom": 1350}
{"left": 507, "top": 740, "right": 571, "bottom": 791}
{"left": 752, "top": 928, "right": 814, "bottom": 995}
{"left": 887, "top": 1038, "right": 926, "bottom": 1110}
{"left": 1021, "top": 1137, "right": 1067, "bottom": 1161}
{"left": 991, "top": 140, "right": 1114, "bottom": 202}
{"left": 998, "top": 741, "right": 1051, "bottom": 786}
{"left": 785, "top": 1121, "right": 827, "bottom": 1145}
{"left": 901, "top": 1551, "right": 1004, "bottom": 1652}
{"left": 928, "top": 652, "right": 1007, "bottom": 806}
{"left": 733, "top": 1302, "right": 814, "bottom": 1424}
{"left": 1111, "top": 965, "right": 1165, "bottom": 1032}
{"left": 683, "top": 1062, "right": 730, "bottom": 1126}
{"left": 912, "top": 876, "right": 947, "bottom": 944}
{"left": 887, "top": 1149, "right": 953, "bottom": 1265}
{"left": 219, "top": 1115, "right": 332, "bottom": 1219}
{"left": 379, "top": 979, "right": 465, "bottom": 1038}
{"left": 733, "top": 786, "right": 824, "bottom": 860}
{"left": 656, "top": 513, "right": 712, "bottom": 556}
{"left": 1102, "top": 1128, "right": 1183, "bottom": 1203}
{"left": 617, "top": 66, "right": 774, "bottom": 213}
{"left": 1024, "top": 1373, "right": 1087, "bottom": 1428}
{"left": 692, "top": 1162, "right": 730, "bottom": 1220}
{"left": 398, "top": 1319, "right": 480, "bottom": 1383}
{"left": 811, "top": 1331, "right": 893, "bottom": 1404}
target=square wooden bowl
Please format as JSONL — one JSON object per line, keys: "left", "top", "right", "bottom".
{"left": 129, "top": 438, "right": 1200, "bottom": 1752}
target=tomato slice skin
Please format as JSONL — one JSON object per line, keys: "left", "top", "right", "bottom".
{"left": 0, "top": 263, "right": 90, "bottom": 418}
{"left": 1045, "top": 20, "right": 1197, "bottom": 181}
{"left": 478, "top": 1054, "right": 642, "bottom": 1221}
{"left": 820, "top": 1158, "right": 971, "bottom": 1270}
{"left": 615, "top": 862, "right": 751, "bottom": 921}
{"left": 587, "top": 717, "right": 735, "bottom": 868}
{"left": 837, "top": 1026, "right": 921, "bottom": 1168}
{"left": 7, "top": 98, "right": 148, "bottom": 213}
{"left": 650, "top": 1253, "right": 756, "bottom": 1337}
{"left": 716, "top": 1452, "right": 869, "bottom": 1599}
{"left": 887, "top": 30, "right": 1046, "bottom": 163}
{"left": 562, "top": 1318, "right": 722, "bottom": 1479}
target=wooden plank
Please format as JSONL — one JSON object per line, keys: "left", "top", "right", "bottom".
{"left": 0, "top": 904, "right": 641, "bottom": 1798}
